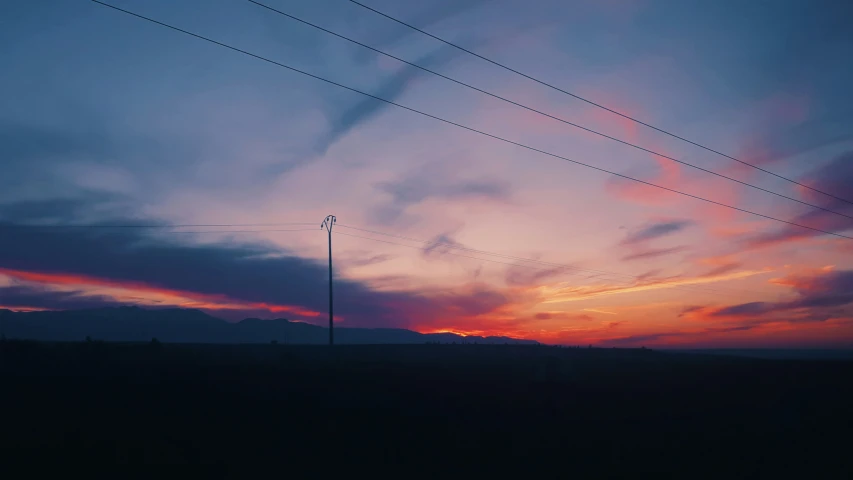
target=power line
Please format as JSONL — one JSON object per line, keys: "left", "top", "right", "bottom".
{"left": 249, "top": 0, "right": 853, "bottom": 222}
{"left": 347, "top": 0, "right": 853, "bottom": 208}
{"left": 89, "top": 1, "right": 853, "bottom": 241}
{"left": 333, "top": 230, "right": 756, "bottom": 301}
{"left": 0, "top": 218, "right": 761, "bottom": 299}
{"left": 0, "top": 222, "right": 315, "bottom": 229}
{"left": 336, "top": 230, "right": 574, "bottom": 271}
{"left": 339, "top": 224, "right": 614, "bottom": 275}
{"left": 334, "top": 229, "right": 757, "bottom": 300}
{"left": 1, "top": 216, "right": 750, "bottom": 297}
{"left": 335, "top": 224, "right": 767, "bottom": 298}
{"left": 159, "top": 228, "right": 318, "bottom": 233}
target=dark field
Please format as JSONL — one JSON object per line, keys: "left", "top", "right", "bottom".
{"left": 2, "top": 340, "right": 852, "bottom": 476}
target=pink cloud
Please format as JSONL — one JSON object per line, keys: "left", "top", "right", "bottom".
{"left": 680, "top": 267, "right": 853, "bottom": 325}
{"left": 0, "top": 268, "right": 323, "bottom": 319}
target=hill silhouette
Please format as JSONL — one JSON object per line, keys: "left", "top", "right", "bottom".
{"left": 0, "top": 307, "right": 537, "bottom": 345}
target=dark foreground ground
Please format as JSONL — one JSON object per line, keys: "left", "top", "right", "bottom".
{"left": 2, "top": 340, "right": 852, "bottom": 476}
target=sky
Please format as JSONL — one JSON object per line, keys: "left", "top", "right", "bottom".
{"left": 1, "top": 0, "right": 852, "bottom": 348}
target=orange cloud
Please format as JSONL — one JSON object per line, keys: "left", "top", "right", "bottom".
{"left": 577, "top": 88, "right": 643, "bottom": 143}
{"left": 680, "top": 266, "right": 853, "bottom": 328}
{"left": 0, "top": 268, "right": 322, "bottom": 318}
{"left": 697, "top": 255, "right": 736, "bottom": 267}
{"left": 0, "top": 305, "right": 49, "bottom": 312}
{"left": 693, "top": 254, "right": 745, "bottom": 276}
{"left": 605, "top": 151, "right": 682, "bottom": 205}
{"left": 538, "top": 268, "right": 772, "bottom": 304}
{"left": 768, "top": 265, "right": 836, "bottom": 290}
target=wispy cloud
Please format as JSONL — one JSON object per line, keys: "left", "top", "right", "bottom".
{"left": 621, "top": 219, "right": 693, "bottom": 245}
{"left": 505, "top": 263, "right": 576, "bottom": 287}
{"left": 606, "top": 151, "right": 683, "bottom": 205}
{"left": 534, "top": 311, "right": 593, "bottom": 321}
{"left": 681, "top": 268, "right": 853, "bottom": 324}
{"left": 339, "top": 252, "right": 394, "bottom": 268}
{"left": 369, "top": 162, "right": 511, "bottom": 225}
{"left": 0, "top": 268, "right": 324, "bottom": 319}
{"left": 316, "top": 44, "right": 460, "bottom": 156}
{"left": 540, "top": 268, "right": 773, "bottom": 304}
{"left": 360, "top": 0, "right": 489, "bottom": 50}
{"left": 743, "top": 152, "right": 853, "bottom": 249}
{"left": 621, "top": 245, "right": 688, "bottom": 261}
{"left": 421, "top": 233, "right": 466, "bottom": 258}
{"left": 694, "top": 255, "right": 743, "bottom": 277}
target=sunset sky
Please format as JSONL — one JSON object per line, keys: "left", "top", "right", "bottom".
{"left": 2, "top": 0, "right": 852, "bottom": 347}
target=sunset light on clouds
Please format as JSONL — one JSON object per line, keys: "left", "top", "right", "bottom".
{"left": 1, "top": 0, "right": 852, "bottom": 347}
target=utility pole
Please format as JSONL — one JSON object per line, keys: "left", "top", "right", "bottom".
{"left": 321, "top": 215, "right": 336, "bottom": 345}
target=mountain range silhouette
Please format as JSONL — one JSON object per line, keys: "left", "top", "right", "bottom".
{"left": 0, "top": 307, "right": 537, "bottom": 345}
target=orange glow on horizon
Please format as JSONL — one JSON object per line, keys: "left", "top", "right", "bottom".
{"left": 420, "top": 328, "right": 472, "bottom": 337}
{"left": 2, "top": 262, "right": 852, "bottom": 348}
{"left": 0, "top": 305, "right": 52, "bottom": 312}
